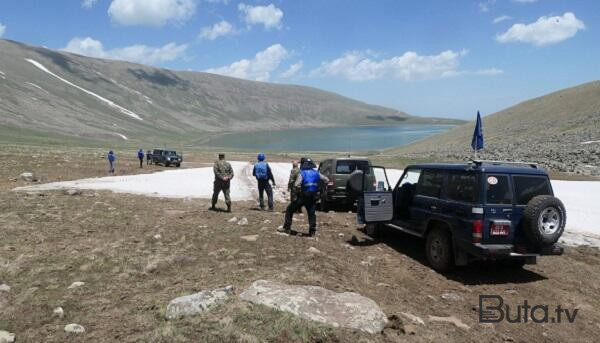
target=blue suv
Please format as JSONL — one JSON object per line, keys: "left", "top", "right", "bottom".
{"left": 349, "top": 160, "right": 566, "bottom": 272}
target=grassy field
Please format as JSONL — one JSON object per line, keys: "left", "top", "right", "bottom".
{"left": 1, "top": 144, "right": 600, "bottom": 342}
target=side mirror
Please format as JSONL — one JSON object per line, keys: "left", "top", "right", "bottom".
{"left": 347, "top": 170, "right": 365, "bottom": 194}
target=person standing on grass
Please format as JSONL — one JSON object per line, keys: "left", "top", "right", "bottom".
{"left": 253, "top": 152, "right": 276, "bottom": 211}
{"left": 288, "top": 160, "right": 302, "bottom": 213}
{"left": 211, "top": 153, "right": 234, "bottom": 212}
{"left": 280, "top": 158, "right": 329, "bottom": 237}
{"left": 137, "top": 149, "right": 144, "bottom": 168}
{"left": 107, "top": 150, "right": 116, "bottom": 174}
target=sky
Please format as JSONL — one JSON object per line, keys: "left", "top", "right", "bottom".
{"left": 0, "top": 0, "right": 599, "bottom": 119}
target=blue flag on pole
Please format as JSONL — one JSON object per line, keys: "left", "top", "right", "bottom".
{"left": 471, "top": 111, "right": 484, "bottom": 151}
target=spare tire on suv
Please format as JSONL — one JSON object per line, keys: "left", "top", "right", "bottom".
{"left": 522, "top": 195, "right": 566, "bottom": 247}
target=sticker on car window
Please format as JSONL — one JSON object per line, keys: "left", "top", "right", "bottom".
{"left": 487, "top": 176, "right": 498, "bottom": 185}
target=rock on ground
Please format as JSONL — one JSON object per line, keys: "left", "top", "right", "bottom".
{"left": 228, "top": 217, "right": 238, "bottom": 223}
{"left": 400, "top": 312, "right": 425, "bottom": 325}
{"left": 68, "top": 281, "right": 85, "bottom": 289}
{"left": 0, "top": 284, "right": 10, "bottom": 292}
{"left": 64, "top": 324, "right": 85, "bottom": 334}
{"left": 240, "top": 235, "right": 258, "bottom": 242}
{"left": 239, "top": 280, "right": 388, "bottom": 334}
{"left": 20, "top": 172, "right": 37, "bottom": 182}
{"left": 165, "top": 286, "right": 233, "bottom": 320}
{"left": 428, "top": 315, "right": 470, "bottom": 330}
{"left": 0, "top": 330, "right": 15, "bottom": 343}
{"left": 53, "top": 307, "right": 64, "bottom": 318}
{"left": 237, "top": 217, "right": 249, "bottom": 225}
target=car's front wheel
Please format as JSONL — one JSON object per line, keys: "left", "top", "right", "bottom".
{"left": 425, "top": 228, "right": 454, "bottom": 272}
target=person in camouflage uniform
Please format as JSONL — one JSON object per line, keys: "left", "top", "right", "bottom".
{"left": 211, "top": 153, "right": 234, "bottom": 212}
{"left": 288, "top": 160, "right": 302, "bottom": 213}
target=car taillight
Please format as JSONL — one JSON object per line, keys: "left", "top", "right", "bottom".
{"left": 473, "top": 220, "right": 483, "bottom": 243}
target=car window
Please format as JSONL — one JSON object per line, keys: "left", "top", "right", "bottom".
{"left": 416, "top": 170, "right": 444, "bottom": 198}
{"left": 447, "top": 172, "right": 478, "bottom": 203}
{"left": 399, "top": 169, "right": 421, "bottom": 188}
{"left": 513, "top": 176, "right": 552, "bottom": 205}
{"left": 335, "top": 160, "right": 370, "bottom": 174}
{"left": 485, "top": 174, "right": 512, "bottom": 205}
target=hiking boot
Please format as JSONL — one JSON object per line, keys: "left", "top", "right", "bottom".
{"left": 277, "top": 226, "right": 291, "bottom": 234}
{"left": 209, "top": 206, "right": 217, "bottom": 211}
{"left": 308, "top": 230, "right": 316, "bottom": 237}
{"left": 226, "top": 204, "right": 232, "bottom": 213}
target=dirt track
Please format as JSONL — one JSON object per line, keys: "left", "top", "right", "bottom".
{"left": 1, "top": 146, "right": 599, "bottom": 342}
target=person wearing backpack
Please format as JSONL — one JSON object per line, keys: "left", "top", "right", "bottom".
{"left": 253, "top": 152, "right": 276, "bottom": 211}
{"left": 107, "top": 150, "right": 116, "bottom": 174}
{"left": 137, "top": 149, "right": 144, "bottom": 168}
{"left": 280, "top": 158, "right": 329, "bottom": 236}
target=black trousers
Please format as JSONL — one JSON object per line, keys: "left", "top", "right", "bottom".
{"left": 257, "top": 179, "right": 273, "bottom": 210}
{"left": 139, "top": 157, "right": 143, "bottom": 168}
{"left": 284, "top": 192, "right": 317, "bottom": 233}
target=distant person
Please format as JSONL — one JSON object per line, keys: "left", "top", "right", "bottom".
{"left": 211, "top": 153, "right": 234, "bottom": 212}
{"left": 146, "top": 150, "right": 152, "bottom": 165}
{"left": 288, "top": 160, "right": 302, "bottom": 213}
{"left": 107, "top": 150, "right": 116, "bottom": 174}
{"left": 137, "top": 149, "right": 144, "bottom": 168}
{"left": 253, "top": 152, "right": 276, "bottom": 211}
{"left": 280, "top": 158, "right": 329, "bottom": 236}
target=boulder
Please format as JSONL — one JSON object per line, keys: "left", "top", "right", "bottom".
{"left": 165, "top": 286, "right": 233, "bottom": 320}
{"left": 228, "top": 217, "right": 238, "bottom": 223}
{"left": 0, "top": 331, "right": 15, "bottom": 343}
{"left": 64, "top": 324, "right": 85, "bottom": 334}
{"left": 239, "top": 280, "right": 388, "bottom": 333}
{"left": 0, "top": 284, "right": 9, "bottom": 292}
{"left": 53, "top": 306, "right": 65, "bottom": 318}
{"left": 237, "top": 217, "right": 249, "bottom": 226}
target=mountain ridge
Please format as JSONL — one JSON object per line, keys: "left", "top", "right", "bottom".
{"left": 0, "top": 39, "right": 461, "bottom": 144}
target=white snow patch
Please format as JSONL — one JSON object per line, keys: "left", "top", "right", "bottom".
{"left": 13, "top": 164, "right": 600, "bottom": 247}
{"left": 581, "top": 140, "right": 600, "bottom": 145}
{"left": 115, "top": 133, "right": 128, "bottom": 140}
{"left": 25, "top": 59, "right": 142, "bottom": 121}
{"left": 0, "top": 70, "right": 5, "bottom": 79}
{"left": 25, "top": 82, "right": 49, "bottom": 93}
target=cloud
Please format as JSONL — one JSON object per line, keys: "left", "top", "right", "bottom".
{"left": 108, "top": 0, "right": 196, "bottom": 27}
{"left": 512, "top": 0, "right": 537, "bottom": 3}
{"left": 280, "top": 61, "right": 303, "bottom": 78}
{"left": 496, "top": 12, "right": 585, "bottom": 46}
{"left": 443, "top": 68, "right": 504, "bottom": 77}
{"left": 493, "top": 15, "right": 512, "bottom": 24}
{"left": 205, "top": 44, "right": 289, "bottom": 81}
{"left": 199, "top": 20, "right": 235, "bottom": 40}
{"left": 0, "top": 23, "right": 5, "bottom": 38}
{"left": 312, "top": 50, "right": 484, "bottom": 81}
{"left": 478, "top": 0, "right": 496, "bottom": 13}
{"left": 63, "top": 37, "right": 188, "bottom": 65}
{"left": 238, "top": 3, "right": 283, "bottom": 29}
{"left": 82, "top": 0, "right": 99, "bottom": 9}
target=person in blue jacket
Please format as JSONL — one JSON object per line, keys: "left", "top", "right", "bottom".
{"left": 253, "top": 152, "right": 276, "bottom": 211}
{"left": 137, "top": 149, "right": 144, "bottom": 168}
{"left": 107, "top": 150, "right": 116, "bottom": 174}
{"left": 280, "top": 157, "right": 329, "bottom": 236}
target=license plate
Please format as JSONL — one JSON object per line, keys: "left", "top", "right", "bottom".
{"left": 490, "top": 223, "right": 510, "bottom": 236}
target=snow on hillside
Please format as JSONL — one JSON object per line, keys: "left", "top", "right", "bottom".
{"left": 25, "top": 59, "right": 143, "bottom": 121}
{"left": 14, "top": 162, "right": 600, "bottom": 247}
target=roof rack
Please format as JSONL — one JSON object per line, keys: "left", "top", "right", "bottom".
{"left": 470, "top": 159, "right": 538, "bottom": 169}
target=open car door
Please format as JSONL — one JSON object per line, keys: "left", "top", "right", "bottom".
{"left": 348, "top": 166, "right": 394, "bottom": 225}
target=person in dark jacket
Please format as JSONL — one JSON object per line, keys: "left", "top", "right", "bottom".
{"left": 280, "top": 158, "right": 329, "bottom": 236}
{"left": 146, "top": 150, "right": 152, "bottom": 165}
{"left": 137, "top": 149, "right": 144, "bottom": 168}
{"left": 253, "top": 152, "right": 276, "bottom": 211}
{"left": 107, "top": 150, "right": 116, "bottom": 174}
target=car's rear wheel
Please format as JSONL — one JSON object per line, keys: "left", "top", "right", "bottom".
{"left": 522, "top": 195, "right": 566, "bottom": 247}
{"left": 425, "top": 227, "right": 454, "bottom": 272}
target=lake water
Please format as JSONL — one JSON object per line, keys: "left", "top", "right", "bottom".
{"left": 204, "top": 124, "right": 453, "bottom": 152}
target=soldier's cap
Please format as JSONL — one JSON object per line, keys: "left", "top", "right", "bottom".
{"left": 218, "top": 153, "right": 225, "bottom": 158}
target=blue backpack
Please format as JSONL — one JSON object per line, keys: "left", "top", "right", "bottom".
{"left": 138, "top": 151, "right": 144, "bottom": 158}
{"left": 108, "top": 153, "right": 115, "bottom": 162}
{"left": 301, "top": 169, "right": 320, "bottom": 193}
{"left": 254, "top": 162, "right": 268, "bottom": 180}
